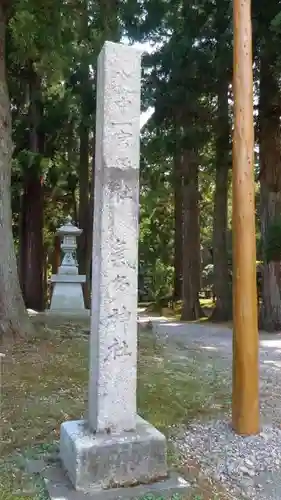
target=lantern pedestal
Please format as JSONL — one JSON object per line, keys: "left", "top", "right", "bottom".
{"left": 50, "top": 275, "right": 86, "bottom": 311}
{"left": 49, "top": 216, "right": 87, "bottom": 313}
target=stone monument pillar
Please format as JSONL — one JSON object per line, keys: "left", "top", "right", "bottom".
{"left": 59, "top": 42, "right": 188, "bottom": 499}
{"left": 49, "top": 216, "right": 86, "bottom": 313}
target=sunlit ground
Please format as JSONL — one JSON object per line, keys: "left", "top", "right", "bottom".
{"left": 1, "top": 318, "right": 231, "bottom": 499}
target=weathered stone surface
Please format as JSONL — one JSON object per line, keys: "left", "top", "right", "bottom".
{"left": 60, "top": 416, "right": 167, "bottom": 493}
{"left": 39, "top": 456, "right": 189, "bottom": 500}
{"left": 45, "top": 470, "right": 189, "bottom": 500}
{"left": 89, "top": 41, "right": 141, "bottom": 434}
{"left": 50, "top": 282, "right": 86, "bottom": 310}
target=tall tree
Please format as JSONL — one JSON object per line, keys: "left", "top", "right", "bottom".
{"left": 256, "top": 0, "right": 281, "bottom": 331}
{"left": 75, "top": 0, "right": 121, "bottom": 307}
{"left": 259, "top": 45, "right": 281, "bottom": 330}
{"left": 173, "top": 144, "right": 183, "bottom": 301}
{"left": 181, "top": 148, "right": 202, "bottom": 320}
{"left": 19, "top": 64, "right": 44, "bottom": 310}
{"left": 211, "top": 79, "right": 232, "bottom": 321}
{"left": 131, "top": 0, "right": 218, "bottom": 314}
{"left": 210, "top": 0, "right": 232, "bottom": 321}
{"left": 0, "top": 0, "right": 32, "bottom": 338}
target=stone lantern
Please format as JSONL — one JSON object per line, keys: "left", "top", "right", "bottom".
{"left": 49, "top": 215, "right": 86, "bottom": 312}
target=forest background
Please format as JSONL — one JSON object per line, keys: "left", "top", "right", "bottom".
{"left": 0, "top": 0, "right": 281, "bottom": 338}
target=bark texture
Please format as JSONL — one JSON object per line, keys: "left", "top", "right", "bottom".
{"left": 210, "top": 80, "right": 232, "bottom": 321}
{"left": 181, "top": 149, "right": 203, "bottom": 320}
{"left": 259, "top": 48, "right": 281, "bottom": 331}
{"left": 19, "top": 66, "right": 44, "bottom": 311}
{"left": 78, "top": 116, "right": 91, "bottom": 308}
{"left": 0, "top": 3, "right": 32, "bottom": 339}
{"left": 77, "top": 1, "right": 93, "bottom": 309}
{"left": 173, "top": 151, "right": 183, "bottom": 301}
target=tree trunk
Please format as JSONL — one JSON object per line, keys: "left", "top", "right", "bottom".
{"left": 76, "top": 0, "right": 92, "bottom": 309}
{"left": 259, "top": 48, "right": 281, "bottom": 331}
{"left": 260, "top": 187, "right": 281, "bottom": 331}
{"left": 210, "top": 80, "right": 232, "bottom": 322}
{"left": 52, "top": 235, "right": 61, "bottom": 274}
{"left": 181, "top": 149, "right": 203, "bottom": 320}
{"left": 87, "top": 126, "right": 96, "bottom": 303}
{"left": 43, "top": 246, "right": 48, "bottom": 306}
{"left": 20, "top": 66, "right": 44, "bottom": 311}
{"left": 173, "top": 151, "right": 183, "bottom": 301}
{"left": 48, "top": 235, "right": 60, "bottom": 303}
{"left": 0, "top": 3, "right": 32, "bottom": 339}
{"left": 78, "top": 115, "right": 91, "bottom": 309}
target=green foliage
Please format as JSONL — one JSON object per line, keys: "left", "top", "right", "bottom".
{"left": 264, "top": 216, "right": 281, "bottom": 263}
{"left": 139, "top": 124, "right": 175, "bottom": 300}
{"left": 9, "top": 0, "right": 75, "bottom": 75}
{"left": 7, "top": 0, "right": 276, "bottom": 306}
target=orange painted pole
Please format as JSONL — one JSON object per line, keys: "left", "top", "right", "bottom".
{"left": 232, "top": 0, "right": 259, "bottom": 435}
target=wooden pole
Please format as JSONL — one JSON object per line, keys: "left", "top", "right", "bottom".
{"left": 232, "top": 0, "right": 259, "bottom": 435}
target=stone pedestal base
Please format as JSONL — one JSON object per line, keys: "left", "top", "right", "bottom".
{"left": 26, "top": 457, "right": 189, "bottom": 500}
{"left": 50, "top": 275, "right": 86, "bottom": 311}
{"left": 44, "top": 467, "right": 189, "bottom": 500}
{"left": 60, "top": 416, "right": 169, "bottom": 493}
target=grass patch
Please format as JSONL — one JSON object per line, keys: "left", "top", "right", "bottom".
{"left": 138, "top": 336, "right": 230, "bottom": 435}
{"left": 159, "top": 299, "right": 216, "bottom": 322}
{"left": 1, "top": 320, "right": 230, "bottom": 499}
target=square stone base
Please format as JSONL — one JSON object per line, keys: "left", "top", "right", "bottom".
{"left": 60, "top": 416, "right": 169, "bottom": 493}
{"left": 50, "top": 281, "right": 86, "bottom": 311}
{"left": 43, "top": 464, "right": 189, "bottom": 500}
{"left": 26, "top": 457, "right": 189, "bottom": 500}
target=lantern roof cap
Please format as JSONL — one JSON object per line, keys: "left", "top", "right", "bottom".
{"left": 56, "top": 215, "right": 82, "bottom": 236}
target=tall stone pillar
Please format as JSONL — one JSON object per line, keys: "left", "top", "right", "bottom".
{"left": 58, "top": 42, "right": 189, "bottom": 499}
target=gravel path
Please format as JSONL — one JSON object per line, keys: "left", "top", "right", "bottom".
{"left": 140, "top": 315, "right": 281, "bottom": 499}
